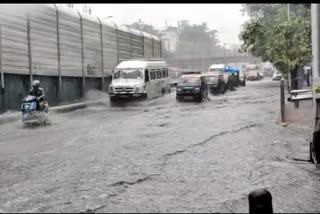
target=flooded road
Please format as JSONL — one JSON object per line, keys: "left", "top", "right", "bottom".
{"left": 0, "top": 78, "right": 319, "bottom": 213}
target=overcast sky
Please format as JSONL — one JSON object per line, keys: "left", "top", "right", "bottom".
{"left": 72, "top": 4, "right": 250, "bottom": 47}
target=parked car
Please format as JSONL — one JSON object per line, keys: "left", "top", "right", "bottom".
{"left": 272, "top": 70, "right": 282, "bottom": 81}
{"left": 176, "top": 73, "right": 208, "bottom": 102}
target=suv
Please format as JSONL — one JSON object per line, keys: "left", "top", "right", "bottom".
{"left": 176, "top": 74, "right": 208, "bottom": 102}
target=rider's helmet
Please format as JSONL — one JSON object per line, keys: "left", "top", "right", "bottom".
{"left": 32, "top": 80, "right": 40, "bottom": 89}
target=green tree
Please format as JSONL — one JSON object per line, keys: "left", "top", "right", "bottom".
{"left": 125, "top": 19, "right": 159, "bottom": 36}
{"left": 175, "top": 22, "right": 219, "bottom": 59}
{"left": 239, "top": 4, "right": 311, "bottom": 89}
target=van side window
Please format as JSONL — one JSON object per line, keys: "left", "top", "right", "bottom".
{"left": 161, "top": 68, "right": 166, "bottom": 78}
{"left": 150, "top": 69, "right": 156, "bottom": 80}
{"left": 156, "top": 69, "right": 162, "bottom": 79}
{"left": 145, "top": 69, "right": 149, "bottom": 82}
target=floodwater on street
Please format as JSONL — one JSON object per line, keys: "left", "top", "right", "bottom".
{"left": 0, "top": 78, "right": 319, "bottom": 213}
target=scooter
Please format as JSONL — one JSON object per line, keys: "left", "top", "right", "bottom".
{"left": 21, "top": 95, "right": 50, "bottom": 127}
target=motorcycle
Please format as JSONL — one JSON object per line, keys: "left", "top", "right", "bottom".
{"left": 21, "top": 95, "right": 50, "bottom": 127}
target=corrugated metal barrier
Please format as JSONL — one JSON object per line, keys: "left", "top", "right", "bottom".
{"left": 0, "top": 4, "right": 161, "bottom": 111}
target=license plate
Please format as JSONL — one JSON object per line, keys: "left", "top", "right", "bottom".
{"left": 184, "top": 96, "right": 193, "bottom": 100}
{"left": 120, "top": 95, "right": 128, "bottom": 98}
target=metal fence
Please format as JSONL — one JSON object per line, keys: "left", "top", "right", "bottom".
{"left": 0, "top": 4, "right": 161, "bottom": 110}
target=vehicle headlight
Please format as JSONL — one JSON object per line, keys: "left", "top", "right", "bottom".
{"left": 135, "top": 87, "right": 140, "bottom": 93}
{"left": 194, "top": 87, "right": 200, "bottom": 92}
{"left": 177, "top": 87, "right": 182, "bottom": 91}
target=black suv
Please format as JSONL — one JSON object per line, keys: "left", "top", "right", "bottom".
{"left": 176, "top": 74, "right": 208, "bottom": 102}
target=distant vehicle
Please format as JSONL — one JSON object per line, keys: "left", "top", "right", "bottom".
{"left": 181, "top": 70, "right": 203, "bottom": 75}
{"left": 223, "top": 67, "right": 240, "bottom": 89}
{"left": 168, "top": 67, "right": 192, "bottom": 87}
{"left": 108, "top": 58, "right": 171, "bottom": 103}
{"left": 176, "top": 73, "right": 208, "bottom": 102}
{"left": 205, "top": 64, "right": 226, "bottom": 94}
{"left": 263, "top": 66, "right": 274, "bottom": 77}
{"left": 272, "top": 70, "right": 282, "bottom": 81}
{"left": 258, "top": 71, "right": 264, "bottom": 79}
{"left": 245, "top": 64, "right": 261, "bottom": 81}
{"left": 239, "top": 69, "right": 246, "bottom": 86}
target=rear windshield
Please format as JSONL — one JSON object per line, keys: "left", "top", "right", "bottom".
{"left": 178, "top": 77, "right": 201, "bottom": 86}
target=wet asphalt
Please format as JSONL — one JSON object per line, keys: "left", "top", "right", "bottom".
{"left": 0, "top": 77, "right": 319, "bottom": 213}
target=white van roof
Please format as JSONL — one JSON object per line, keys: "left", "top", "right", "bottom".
{"left": 209, "top": 64, "right": 225, "bottom": 69}
{"left": 116, "top": 60, "right": 167, "bottom": 69}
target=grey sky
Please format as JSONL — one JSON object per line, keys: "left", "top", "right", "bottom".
{"left": 72, "top": 4, "right": 249, "bottom": 47}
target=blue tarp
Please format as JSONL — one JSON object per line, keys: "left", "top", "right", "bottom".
{"left": 223, "top": 67, "right": 239, "bottom": 75}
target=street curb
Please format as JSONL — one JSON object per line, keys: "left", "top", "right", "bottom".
{"left": 0, "top": 99, "right": 106, "bottom": 125}
{"left": 52, "top": 100, "right": 105, "bottom": 113}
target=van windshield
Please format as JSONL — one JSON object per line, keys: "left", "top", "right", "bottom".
{"left": 209, "top": 68, "right": 223, "bottom": 74}
{"left": 113, "top": 69, "right": 143, "bottom": 80}
{"left": 178, "top": 77, "right": 201, "bottom": 86}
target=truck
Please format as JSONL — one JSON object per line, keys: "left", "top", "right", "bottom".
{"left": 223, "top": 67, "right": 241, "bottom": 89}
{"left": 205, "top": 64, "right": 227, "bottom": 94}
{"left": 244, "top": 64, "right": 261, "bottom": 81}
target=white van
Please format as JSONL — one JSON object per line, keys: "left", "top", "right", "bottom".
{"left": 108, "top": 59, "right": 171, "bottom": 102}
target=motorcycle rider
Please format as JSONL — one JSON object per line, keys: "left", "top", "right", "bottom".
{"left": 29, "top": 80, "right": 45, "bottom": 111}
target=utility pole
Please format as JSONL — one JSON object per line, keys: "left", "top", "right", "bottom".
{"left": 287, "top": 4, "right": 290, "bottom": 21}
{"left": 287, "top": 3, "right": 292, "bottom": 91}
{"left": 310, "top": 4, "right": 320, "bottom": 163}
